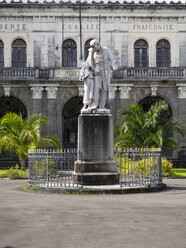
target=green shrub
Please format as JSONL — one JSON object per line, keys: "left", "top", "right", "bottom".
{"left": 115, "top": 154, "right": 175, "bottom": 178}
{"left": 161, "top": 158, "right": 175, "bottom": 177}
{"left": 0, "top": 170, "right": 8, "bottom": 178}
{"left": 6, "top": 164, "right": 28, "bottom": 179}
{"left": 7, "top": 165, "right": 20, "bottom": 179}
{"left": 115, "top": 154, "right": 158, "bottom": 177}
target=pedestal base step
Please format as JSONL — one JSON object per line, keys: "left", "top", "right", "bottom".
{"left": 73, "top": 172, "right": 119, "bottom": 186}
{"left": 75, "top": 160, "right": 117, "bottom": 173}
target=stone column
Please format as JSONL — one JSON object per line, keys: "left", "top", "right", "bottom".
{"left": 3, "top": 85, "right": 11, "bottom": 97}
{"left": 78, "top": 85, "right": 84, "bottom": 97}
{"left": 110, "top": 86, "right": 118, "bottom": 125}
{"left": 30, "top": 86, "right": 44, "bottom": 114}
{"left": 150, "top": 85, "right": 159, "bottom": 96}
{"left": 45, "top": 86, "right": 59, "bottom": 136}
{"left": 119, "top": 84, "right": 133, "bottom": 99}
{"left": 177, "top": 84, "right": 186, "bottom": 159}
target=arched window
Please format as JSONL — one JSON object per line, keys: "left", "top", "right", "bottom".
{"left": 12, "top": 39, "right": 27, "bottom": 68}
{"left": 134, "top": 39, "right": 149, "bottom": 68}
{"left": 62, "top": 39, "right": 77, "bottom": 67}
{"left": 0, "top": 40, "right": 4, "bottom": 68}
{"left": 84, "top": 39, "right": 93, "bottom": 60}
{"left": 156, "top": 39, "right": 170, "bottom": 67}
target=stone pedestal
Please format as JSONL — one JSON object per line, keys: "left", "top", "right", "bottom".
{"left": 74, "top": 114, "right": 119, "bottom": 185}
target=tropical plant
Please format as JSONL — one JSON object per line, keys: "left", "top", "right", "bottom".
{"left": 0, "top": 112, "right": 62, "bottom": 169}
{"left": 161, "top": 158, "right": 175, "bottom": 177}
{"left": 115, "top": 100, "right": 185, "bottom": 151}
{"left": 0, "top": 165, "right": 28, "bottom": 179}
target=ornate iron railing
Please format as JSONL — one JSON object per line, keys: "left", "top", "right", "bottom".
{"left": 115, "top": 148, "right": 162, "bottom": 187}
{"left": 28, "top": 149, "right": 81, "bottom": 188}
{"left": 28, "top": 148, "right": 162, "bottom": 189}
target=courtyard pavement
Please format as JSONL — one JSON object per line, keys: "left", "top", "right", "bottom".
{"left": 0, "top": 178, "right": 186, "bottom": 248}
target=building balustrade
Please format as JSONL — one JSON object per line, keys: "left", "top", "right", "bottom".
{"left": 0, "top": 68, "right": 37, "bottom": 79}
{"left": 0, "top": 67, "right": 186, "bottom": 81}
{"left": 113, "top": 67, "right": 185, "bottom": 80}
{"left": 0, "top": 68, "right": 54, "bottom": 79}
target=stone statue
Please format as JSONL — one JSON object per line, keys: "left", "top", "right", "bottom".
{"left": 75, "top": 40, "right": 119, "bottom": 185}
{"left": 86, "top": 39, "right": 118, "bottom": 112}
{"left": 79, "top": 61, "right": 95, "bottom": 112}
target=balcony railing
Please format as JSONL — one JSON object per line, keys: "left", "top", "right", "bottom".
{"left": 0, "top": 68, "right": 54, "bottom": 79}
{"left": 0, "top": 68, "right": 37, "bottom": 79}
{"left": 0, "top": 67, "right": 186, "bottom": 80}
{"left": 113, "top": 67, "right": 185, "bottom": 80}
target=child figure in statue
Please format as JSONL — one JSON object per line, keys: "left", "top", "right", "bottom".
{"left": 79, "top": 61, "right": 95, "bottom": 112}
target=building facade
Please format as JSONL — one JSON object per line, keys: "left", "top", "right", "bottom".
{"left": 0, "top": 1, "right": 186, "bottom": 159}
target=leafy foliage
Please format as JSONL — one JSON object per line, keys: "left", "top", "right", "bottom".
{"left": 161, "top": 158, "right": 175, "bottom": 177}
{"left": 0, "top": 113, "right": 61, "bottom": 169}
{"left": 0, "top": 165, "right": 28, "bottom": 179}
{"left": 115, "top": 152, "right": 158, "bottom": 177}
{"left": 115, "top": 154, "right": 175, "bottom": 178}
{"left": 115, "top": 100, "right": 185, "bottom": 151}
{"left": 0, "top": 170, "right": 8, "bottom": 178}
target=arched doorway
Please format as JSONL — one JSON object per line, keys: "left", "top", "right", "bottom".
{"left": 0, "top": 96, "right": 27, "bottom": 118}
{"left": 62, "top": 96, "right": 83, "bottom": 149}
{"left": 0, "top": 96, "right": 27, "bottom": 167}
{"left": 139, "top": 96, "right": 173, "bottom": 157}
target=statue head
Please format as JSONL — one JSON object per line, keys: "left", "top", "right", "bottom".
{"left": 90, "top": 39, "right": 100, "bottom": 52}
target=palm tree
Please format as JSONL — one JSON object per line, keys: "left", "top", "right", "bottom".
{"left": 0, "top": 113, "right": 61, "bottom": 169}
{"left": 115, "top": 100, "right": 185, "bottom": 151}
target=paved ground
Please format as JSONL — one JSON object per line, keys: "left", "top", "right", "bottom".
{"left": 0, "top": 179, "right": 186, "bottom": 248}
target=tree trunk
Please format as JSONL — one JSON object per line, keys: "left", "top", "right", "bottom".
{"left": 20, "top": 155, "right": 26, "bottom": 170}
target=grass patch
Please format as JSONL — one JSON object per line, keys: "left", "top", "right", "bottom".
{"left": 22, "top": 184, "right": 89, "bottom": 194}
{"left": 22, "top": 184, "right": 166, "bottom": 194}
{"left": 172, "top": 168, "right": 186, "bottom": 177}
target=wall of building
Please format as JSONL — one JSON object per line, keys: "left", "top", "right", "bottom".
{"left": 0, "top": 2, "right": 186, "bottom": 158}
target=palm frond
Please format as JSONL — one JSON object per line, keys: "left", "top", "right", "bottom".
{"left": 114, "top": 100, "right": 185, "bottom": 152}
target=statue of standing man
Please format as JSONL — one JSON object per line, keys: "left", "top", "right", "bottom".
{"left": 80, "top": 39, "right": 118, "bottom": 113}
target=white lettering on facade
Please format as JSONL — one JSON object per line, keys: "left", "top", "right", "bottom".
{"left": 63, "top": 23, "right": 99, "bottom": 31}
{"left": 132, "top": 24, "right": 174, "bottom": 31}
{"left": 55, "top": 69, "right": 80, "bottom": 78}
{"left": 0, "top": 23, "right": 26, "bottom": 31}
